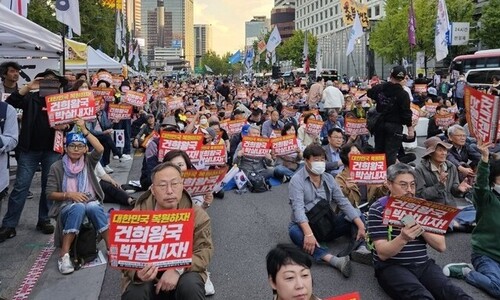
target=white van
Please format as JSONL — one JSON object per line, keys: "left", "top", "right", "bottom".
{"left": 465, "top": 68, "right": 500, "bottom": 88}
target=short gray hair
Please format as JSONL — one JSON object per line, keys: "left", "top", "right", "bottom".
{"left": 387, "top": 163, "right": 416, "bottom": 182}
{"left": 326, "top": 80, "right": 333, "bottom": 86}
{"left": 447, "top": 124, "right": 465, "bottom": 137}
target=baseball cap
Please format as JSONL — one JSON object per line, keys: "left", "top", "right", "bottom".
{"left": 66, "top": 132, "right": 87, "bottom": 146}
{"left": 241, "top": 124, "right": 251, "bottom": 136}
{"left": 427, "top": 87, "right": 438, "bottom": 96}
{"left": 390, "top": 65, "right": 407, "bottom": 80}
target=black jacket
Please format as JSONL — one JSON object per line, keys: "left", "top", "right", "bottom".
{"left": 367, "top": 82, "right": 412, "bottom": 127}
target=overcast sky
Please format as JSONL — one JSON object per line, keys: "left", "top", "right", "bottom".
{"left": 194, "top": 0, "right": 274, "bottom": 55}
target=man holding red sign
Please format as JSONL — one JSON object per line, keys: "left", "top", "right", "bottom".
{"left": 122, "top": 162, "right": 213, "bottom": 300}
{"left": 367, "top": 163, "right": 472, "bottom": 299}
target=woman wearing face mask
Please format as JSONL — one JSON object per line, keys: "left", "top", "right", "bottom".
{"left": 443, "top": 141, "right": 500, "bottom": 299}
{"left": 287, "top": 144, "right": 370, "bottom": 278}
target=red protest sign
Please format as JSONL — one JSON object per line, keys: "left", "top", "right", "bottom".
{"left": 200, "top": 144, "right": 227, "bottom": 166}
{"left": 108, "top": 103, "right": 133, "bottom": 120}
{"left": 92, "top": 87, "right": 115, "bottom": 102}
{"left": 123, "top": 90, "right": 147, "bottom": 107}
{"left": 226, "top": 119, "right": 247, "bottom": 136}
{"left": 305, "top": 119, "right": 324, "bottom": 136}
{"left": 344, "top": 117, "right": 369, "bottom": 136}
{"left": 277, "top": 89, "right": 290, "bottom": 101}
{"left": 242, "top": 136, "right": 270, "bottom": 157}
{"left": 45, "top": 90, "right": 96, "bottom": 127}
{"left": 109, "top": 209, "right": 194, "bottom": 270}
{"left": 411, "top": 103, "right": 421, "bottom": 125}
{"left": 424, "top": 103, "right": 439, "bottom": 115}
{"left": 464, "top": 86, "right": 500, "bottom": 143}
{"left": 382, "top": 196, "right": 461, "bottom": 234}
{"left": 168, "top": 96, "right": 184, "bottom": 111}
{"left": 325, "top": 292, "right": 361, "bottom": 300}
{"left": 292, "top": 87, "right": 302, "bottom": 94}
{"left": 182, "top": 167, "right": 228, "bottom": 196}
{"left": 271, "top": 135, "right": 298, "bottom": 156}
{"left": 434, "top": 113, "right": 456, "bottom": 127}
{"left": 349, "top": 154, "right": 387, "bottom": 184}
{"left": 414, "top": 84, "right": 428, "bottom": 93}
{"left": 158, "top": 132, "right": 204, "bottom": 162}
{"left": 281, "top": 107, "right": 298, "bottom": 118}
{"left": 112, "top": 76, "right": 124, "bottom": 88}
{"left": 53, "top": 130, "right": 64, "bottom": 154}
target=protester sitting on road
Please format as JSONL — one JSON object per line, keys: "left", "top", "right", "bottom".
{"left": 320, "top": 110, "right": 343, "bottom": 145}
{"left": 367, "top": 163, "right": 473, "bottom": 300}
{"left": 446, "top": 125, "right": 481, "bottom": 182}
{"left": 46, "top": 120, "right": 109, "bottom": 275}
{"left": 323, "top": 128, "right": 344, "bottom": 177}
{"left": 233, "top": 124, "right": 274, "bottom": 182}
{"left": 266, "top": 244, "right": 320, "bottom": 300}
{"left": 94, "top": 162, "right": 135, "bottom": 207}
{"left": 121, "top": 162, "right": 213, "bottom": 300}
{"left": 426, "top": 105, "right": 450, "bottom": 139}
{"left": 272, "top": 123, "right": 303, "bottom": 183}
{"left": 288, "top": 144, "right": 371, "bottom": 278}
{"left": 133, "top": 114, "right": 160, "bottom": 150}
{"left": 262, "top": 109, "right": 284, "bottom": 138}
{"left": 443, "top": 141, "right": 500, "bottom": 299}
{"left": 335, "top": 143, "right": 387, "bottom": 208}
{"left": 415, "top": 136, "right": 471, "bottom": 207}
{"left": 297, "top": 113, "right": 321, "bottom": 148}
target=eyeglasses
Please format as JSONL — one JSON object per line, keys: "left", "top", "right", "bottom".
{"left": 392, "top": 181, "right": 416, "bottom": 190}
{"left": 153, "top": 180, "right": 183, "bottom": 191}
{"left": 67, "top": 144, "right": 86, "bottom": 150}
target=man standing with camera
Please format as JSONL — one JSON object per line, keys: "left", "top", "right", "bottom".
{"left": 0, "top": 69, "right": 68, "bottom": 242}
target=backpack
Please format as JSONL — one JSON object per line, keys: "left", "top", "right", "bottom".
{"left": 366, "top": 92, "right": 395, "bottom": 135}
{"left": 247, "top": 172, "right": 270, "bottom": 193}
{"left": 70, "top": 222, "right": 98, "bottom": 270}
{"left": 0, "top": 101, "right": 8, "bottom": 133}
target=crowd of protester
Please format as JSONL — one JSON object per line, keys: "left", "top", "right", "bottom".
{"left": 0, "top": 59, "right": 500, "bottom": 299}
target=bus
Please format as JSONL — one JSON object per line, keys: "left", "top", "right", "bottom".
{"left": 449, "top": 49, "right": 500, "bottom": 74}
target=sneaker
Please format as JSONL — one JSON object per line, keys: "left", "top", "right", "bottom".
{"left": 338, "top": 256, "right": 351, "bottom": 278}
{"left": 351, "top": 246, "right": 373, "bottom": 266}
{"left": 443, "top": 263, "right": 473, "bottom": 279}
{"left": 36, "top": 221, "right": 54, "bottom": 234}
{"left": 205, "top": 272, "right": 215, "bottom": 296}
{"left": 0, "top": 227, "right": 16, "bottom": 243}
{"left": 58, "top": 253, "right": 74, "bottom": 275}
{"left": 113, "top": 155, "right": 120, "bottom": 160}
{"left": 120, "top": 154, "right": 132, "bottom": 162}
{"left": 104, "top": 165, "right": 114, "bottom": 174}
{"left": 27, "top": 191, "right": 34, "bottom": 199}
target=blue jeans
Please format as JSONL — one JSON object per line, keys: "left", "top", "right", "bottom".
{"left": 114, "top": 119, "right": 131, "bottom": 155}
{"left": 288, "top": 212, "right": 355, "bottom": 261}
{"left": 274, "top": 164, "right": 303, "bottom": 179}
{"left": 2, "top": 150, "right": 60, "bottom": 228}
{"left": 465, "top": 253, "right": 500, "bottom": 298}
{"left": 60, "top": 202, "right": 109, "bottom": 234}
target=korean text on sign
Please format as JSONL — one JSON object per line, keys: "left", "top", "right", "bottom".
{"left": 108, "top": 103, "right": 133, "bottom": 121}
{"left": 92, "top": 87, "right": 115, "bottom": 102}
{"left": 305, "top": 119, "right": 324, "bottom": 136}
{"left": 109, "top": 209, "right": 195, "bottom": 270}
{"left": 200, "top": 144, "right": 227, "bottom": 166}
{"left": 242, "top": 136, "right": 270, "bottom": 157}
{"left": 45, "top": 90, "right": 96, "bottom": 127}
{"left": 349, "top": 154, "right": 387, "bottom": 184}
{"left": 158, "top": 132, "right": 204, "bottom": 162}
{"left": 182, "top": 167, "right": 228, "bottom": 196}
{"left": 464, "top": 86, "right": 500, "bottom": 143}
{"left": 123, "top": 91, "right": 147, "bottom": 107}
{"left": 434, "top": 114, "right": 456, "bottom": 127}
{"left": 271, "top": 135, "right": 298, "bottom": 156}
{"left": 382, "top": 196, "right": 461, "bottom": 234}
{"left": 344, "top": 117, "right": 369, "bottom": 136}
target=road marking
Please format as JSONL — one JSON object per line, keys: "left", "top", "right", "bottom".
{"left": 12, "top": 237, "right": 55, "bottom": 300}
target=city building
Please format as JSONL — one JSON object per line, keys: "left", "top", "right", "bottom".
{"left": 124, "top": 0, "right": 141, "bottom": 38}
{"left": 271, "top": 5, "right": 295, "bottom": 41}
{"left": 164, "top": 0, "right": 195, "bottom": 69}
{"left": 275, "top": 0, "right": 295, "bottom": 6}
{"left": 245, "top": 16, "right": 271, "bottom": 48}
{"left": 194, "top": 24, "right": 213, "bottom": 67}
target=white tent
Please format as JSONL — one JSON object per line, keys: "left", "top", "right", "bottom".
{"left": 66, "top": 46, "right": 122, "bottom": 71}
{"left": 0, "top": 5, "right": 62, "bottom": 58}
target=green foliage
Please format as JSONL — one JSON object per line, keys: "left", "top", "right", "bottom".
{"left": 200, "top": 50, "right": 243, "bottom": 75}
{"left": 479, "top": 0, "right": 500, "bottom": 49}
{"left": 370, "top": 0, "right": 474, "bottom": 63}
{"left": 277, "top": 30, "right": 317, "bottom": 67}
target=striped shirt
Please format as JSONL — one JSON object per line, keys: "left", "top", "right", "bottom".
{"left": 367, "top": 197, "right": 429, "bottom": 269}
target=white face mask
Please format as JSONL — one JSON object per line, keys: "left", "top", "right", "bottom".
{"left": 309, "top": 161, "right": 326, "bottom": 175}
{"left": 494, "top": 184, "right": 500, "bottom": 194}
{"left": 200, "top": 118, "right": 208, "bottom": 125}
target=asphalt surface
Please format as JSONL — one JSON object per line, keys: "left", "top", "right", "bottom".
{"left": 1, "top": 137, "right": 496, "bottom": 299}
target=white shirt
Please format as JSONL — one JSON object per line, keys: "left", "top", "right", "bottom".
{"left": 322, "top": 86, "right": 344, "bottom": 109}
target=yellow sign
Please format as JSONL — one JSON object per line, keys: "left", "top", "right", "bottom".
{"left": 101, "top": 0, "right": 123, "bottom": 10}
{"left": 341, "top": 0, "right": 370, "bottom": 29}
{"left": 65, "top": 39, "right": 87, "bottom": 65}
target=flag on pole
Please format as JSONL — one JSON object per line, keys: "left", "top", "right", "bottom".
{"left": 115, "top": 11, "right": 123, "bottom": 53}
{"left": 55, "top": 0, "right": 81, "bottom": 36}
{"left": 315, "top": 42, "right": 322, "bottom": 79}
{"left": 205, "top": 65, "right": 213, "bottom": 73}
{"left": 244, "top": 48, "right": 255, "bottom": 71}
{"left": 408, "top": 0, "right": 417, "bottom": 48}
{"left": 229, "top": 50, "right": 242, "bottom": 64}
{"left": 346, "top": 12, "right": 364, "bottom": 56}
{"left": 257, "top": 40, "right": 267, "bottom": 54}
{"left": 265, "top": 51, "right": 271, "bottom": 65}
{"left": 2, "top": 0, "right": 30, "bottom": 17}
{"left": 128, "top": 41, "right": 135, "bottom": 61}
{"left": 435, "top": 0, "right": 450, "bottom": 62}
{"left": 133, "top": 43, "right": 140, "bottom": 70}
{"left": 271, "top": 51, "right": 277, "bottom": 65}
{"left": 266, "top": 26, "right": 282, "bottom": 53}
{"left": 303, "top": 32, "right": 310, "bottom": 74}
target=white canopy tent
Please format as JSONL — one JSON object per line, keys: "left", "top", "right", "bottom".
{"left": 0, "top": 5, "right": 62, "bottom": 58}
{"left": 66, "top": 46, "right": 123, "bottom": 72}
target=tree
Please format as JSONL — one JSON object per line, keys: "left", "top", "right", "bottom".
{"left": 479, "top": 0, "right": 500, "bottom": 49}
{"left": 277, "top": 30, "right": 317, "bottom": 67}
{"left": 370, "top": 0, "right": 474, "bottom": 64}
{"left": 28, "top": 0, "right": 116, "bottom": 58}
